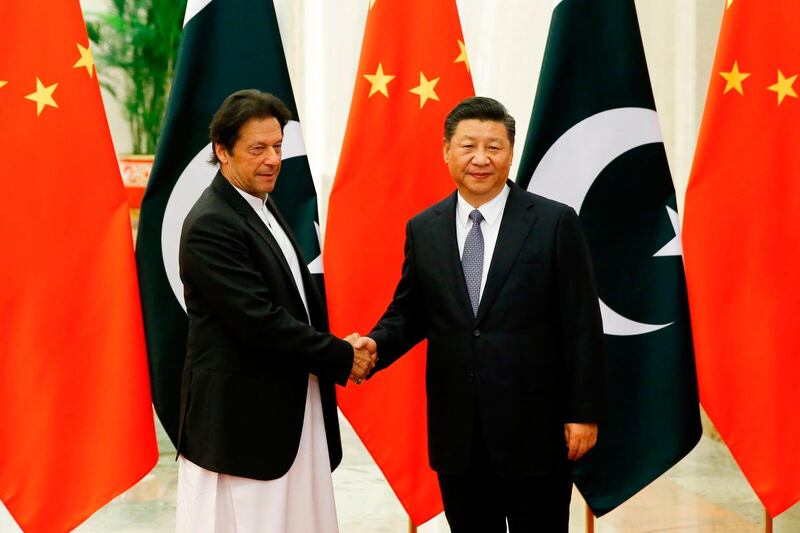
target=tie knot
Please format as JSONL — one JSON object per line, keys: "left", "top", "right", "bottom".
{"left": 469, "top": 209, "right": 484, "bottom": 224}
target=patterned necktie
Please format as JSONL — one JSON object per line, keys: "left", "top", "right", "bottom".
{"left": 462, "top": 209, "right": 485, "bottom": 316}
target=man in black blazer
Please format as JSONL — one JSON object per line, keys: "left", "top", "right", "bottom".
{"left": 355, "top": 97, "right": 604, "bottom": 532}
{"left": 176, "top": 90, "right": 374, "bottom": 531}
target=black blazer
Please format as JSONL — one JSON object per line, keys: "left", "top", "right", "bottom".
{"left": 369, "top": 180, "right": 604, "bottom": 477}
{"left": 177, "top": 173, "right": 353, "bottom": 480}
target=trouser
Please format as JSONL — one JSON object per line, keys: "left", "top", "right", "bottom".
{"left": 437, "top": 421, "right": 572, "bottom": 533}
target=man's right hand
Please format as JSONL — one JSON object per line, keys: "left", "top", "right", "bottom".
{"left": 344, "top": 333, "right": 377, "bottom": 384}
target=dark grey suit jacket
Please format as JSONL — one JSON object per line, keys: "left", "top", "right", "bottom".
{"left": 177, "top": 172, "right": 353, "bottom": 480}
{"left": 369, "top": 180, "right": 604, "bottom": 477}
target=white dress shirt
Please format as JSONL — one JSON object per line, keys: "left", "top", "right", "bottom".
{"left": 456, "top": 183, "right": 511, "bottom": 301}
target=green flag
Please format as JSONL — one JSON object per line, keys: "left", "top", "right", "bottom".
{"left": 135, "top": 0, "right": 323, "bottom": 445}
{"left": 516, "top": 0, "right": 701, "bottom": 515}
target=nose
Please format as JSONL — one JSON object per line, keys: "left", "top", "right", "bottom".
{"left": 262, "top": 146, "right": 281, "bottom": 165}
{"left": 472, "top": 148, "right": 490, "bottom": 165}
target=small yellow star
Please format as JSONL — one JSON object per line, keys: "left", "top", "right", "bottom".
{"left": 24, "top": 77, "right": 59, "bottom": 116}
{"left": 0, "top": 81, "right": 7, "bottom": 89}
{"left": 727, "top": 0, "right": 734, "bottom": 8}
{"left": 455, "top": 40, "right": 470, "bottom": 73}
{"left": 363, "top": 62, "right": 395, "bottom": 98}
{"left": 369, "top": 0, "right": 377, "bottom": 9}
{"left": 409, "top": 72, "right": 440, "bottom": 109}
{"left": 719, "top": 61, "right": 750, "bottom": 95}
{"left": 767, "top": 70, "right": 797, "bottom": 105}
{"left": 73, "top": 43, "right": 95, "bottom": 78}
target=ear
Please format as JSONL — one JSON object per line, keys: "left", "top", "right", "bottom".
{"left": 442, "top": 138, "right": 450, "bottom": 163}
{"left": 214, "top": 143, "right": 229, "bottom": 165}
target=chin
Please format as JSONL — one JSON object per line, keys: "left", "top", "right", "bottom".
{"left": 469, "top": 185, "right": 493, "bottom": 196}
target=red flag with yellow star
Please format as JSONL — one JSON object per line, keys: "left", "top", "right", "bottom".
{"left": 0, "top": 1, "right": 158, "bottom": 530}
{"left": 683, "top": 0, "right": 800, "bottom": 517}
{"left": 323, "top": 0, "right": 473, "bottom": 524}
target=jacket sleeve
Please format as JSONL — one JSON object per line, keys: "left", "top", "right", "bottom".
{"left": 555, "top": 206, "right": 605, "bottom": 422}
{"left": 369, "top": 220, "right": 427, "bottom": 372}
{"left": 180, "top": 211, "right": 353, "bottom": 386}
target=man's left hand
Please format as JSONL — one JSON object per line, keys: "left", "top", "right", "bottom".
{"left": 564, "top": 422, "right": 598, "bottom": 461}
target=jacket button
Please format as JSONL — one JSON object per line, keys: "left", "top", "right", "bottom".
{"left": 473, "top": 329, "right": 480, "bottom": 337}
{"left": 467, "top": 372, "right": 475, "bottom": 382}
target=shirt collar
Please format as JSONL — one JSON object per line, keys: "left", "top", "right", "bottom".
{"left": 232, "top": 185, "right": 269, "bottom": 213}
{"left": 456, "top": 183, "right": 510, "bottom": 228}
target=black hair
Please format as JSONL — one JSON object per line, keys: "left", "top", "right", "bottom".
{"left": 443, "top": 96, "right": 515, "bottom": 145}
{"left": 209, "top": 89, "right": 292, "bottom": 165}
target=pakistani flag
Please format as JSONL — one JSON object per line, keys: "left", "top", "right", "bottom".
{"left": 516, "top": 0, "right": 701, "bottom": 515}
{"left": 135, "top": 0, "right": 323, "bottom": 445}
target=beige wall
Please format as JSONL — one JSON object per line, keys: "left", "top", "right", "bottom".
{"left": 80, "top": 0, "right": 134, "bottom": 154}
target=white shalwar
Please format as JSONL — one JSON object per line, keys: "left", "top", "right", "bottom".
{"left": 176, "top": 375, "right": 339, "bottom": 533}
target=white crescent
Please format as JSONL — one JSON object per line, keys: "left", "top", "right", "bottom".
{"left": 183, "top": 0, "right": 214, "bottom": 27}
{"left": 526, "top": 107, "right": 673, "bottom": 336}
{"left": 160, "top": 120, "right": 318, "bottom": 311}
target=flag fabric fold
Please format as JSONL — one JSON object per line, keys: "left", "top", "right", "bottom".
{"left": 323, "top": 0, "right": 474, "bottom": 525}
{"left": 683, "top": 0, "right": 800, "bottom": 517}
{"left": 516, "top": 0, "right": 700, "bottom": 516}
{"left": 136, "top": 0, "right": 324, "bottom": 445}
{"left": 0, "top": 1, "right": 158, "bottom": 531}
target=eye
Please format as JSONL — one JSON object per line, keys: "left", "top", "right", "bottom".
{"left": 274, "top": 144, "right": 282, "bottom": 152}
{"left": 461, "top": 144, "right": 474, "bottom": 149}
{"left": 250, "top": 146, "right": 264, "bottom": 155}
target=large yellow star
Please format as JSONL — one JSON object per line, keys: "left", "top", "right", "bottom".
{"left": 24, "top": 77, "right": 59, "bottom": 116}
{"left": 363, "top": 62, "right": 395, "bottom": 98}
{"left": 719, "top": 61, "right": 750, "bottom": 95}
{"left": 455, "top": 39, "right": 470, "bottom": 73}
{"left": 73, "top": 43, "right": 95, "bottom": 78}
{"left": 767, "top": 70, "right": 798, "bottom": 105}
{"left": 409, "top": 72, "right": 440, "bottom": 109}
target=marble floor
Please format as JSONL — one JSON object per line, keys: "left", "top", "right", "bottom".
{"left": 1, "top": 413, "right": 798, "bottom": 532}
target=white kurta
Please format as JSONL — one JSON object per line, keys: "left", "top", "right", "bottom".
{"left": 176, "top": 187, "right": 339, "bottom": 533}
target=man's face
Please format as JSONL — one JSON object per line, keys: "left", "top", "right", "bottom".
{"left": 216, "top": 116, "right": 283, "bottom": 199}
{"left": 443, "top": 119, "right": 513, "bottom": 207}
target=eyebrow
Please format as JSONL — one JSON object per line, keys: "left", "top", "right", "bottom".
{"left": 458, "top": 136, "right": 504, "bottom": 143}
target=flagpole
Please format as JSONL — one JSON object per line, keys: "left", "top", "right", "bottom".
{"left": 765, "top": 508, "right": 772, "bottom": 533}
{"left": 585, "top": 504, "right": 595, "bottom": 533}
{"left": 409, "top": 517, "right": 417, "bottom": 533}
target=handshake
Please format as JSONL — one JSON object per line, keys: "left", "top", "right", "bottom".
{"left": 344, "top": 333, "right": 377, "bottom": 385}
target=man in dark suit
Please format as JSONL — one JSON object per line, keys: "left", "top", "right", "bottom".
{"left": 176, "top": 90, "right": 374, "bottom": 532}
{"left": 355, "top": 96, "right": 604, "bottom": 532}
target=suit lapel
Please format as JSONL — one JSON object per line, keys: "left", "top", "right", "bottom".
{"left": 433, "top": 192, "right": 475, "bottom": 319}
{"left": 211, "top": 174, "right": 301, "bottom": 305}
{"left": 266, "top": 197, "right": 323, "bottom": 324}
{"left": 475, "top": 182, "right": 538, "bottom": 324}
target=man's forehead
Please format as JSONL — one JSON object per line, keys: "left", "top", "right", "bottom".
{"left": 455, "top": 118, "right": 505, "bottom": 129}
{"left": 238, "top": 117, "right": 283, "bottom": 143}
{"left": 451, "top": 120, "right": 509, "bottom": 139}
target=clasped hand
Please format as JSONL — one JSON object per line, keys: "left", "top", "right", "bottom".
{"left": 344, "top": 333, "right": 378, "bottom": 384}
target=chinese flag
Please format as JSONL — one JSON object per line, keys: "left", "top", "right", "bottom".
{"left": 683, "top": 0, "right": 800, "bottom": 517}
{"left": 323, "top": 0, "right": 473, "bottom": 525}
{"left": 0, "top": 2, "right": 158, "bottom": 531}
